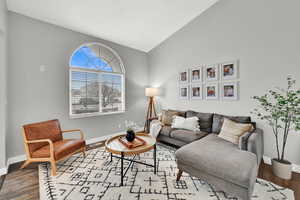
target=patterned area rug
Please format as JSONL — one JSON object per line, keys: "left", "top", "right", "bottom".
{"left": 39, "top": 144, "right": 294, "bottom": 200}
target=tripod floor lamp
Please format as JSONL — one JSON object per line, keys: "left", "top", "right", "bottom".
{"left": 144, "top": 87, "right": 159, "bottom": 132}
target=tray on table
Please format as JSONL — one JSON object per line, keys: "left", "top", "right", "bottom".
{"left": 118, "top": 136, "right": 146, "bottom": 149}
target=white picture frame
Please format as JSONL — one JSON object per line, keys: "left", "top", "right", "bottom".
{"left": 204, "top": 64, "right": 219, "bottom": 82}
{"left": 190, "top": 84, "right": 203, "bottom": 100}
{"left": 179, "top": 85, "right": 189, "bottom": 100}
{"left": 190, "top": 67, "right": 202, "bottom": 83}
{"left": 221, "top": 81, "right": 238, "bottom": 100}
{"left": 179, "top": 70, "right": 189, "bottom": 84}
{"left": 205, "top": 83, "right": 219, "bottom": 100}
{"left": 221, "top": 60, "right": 238, "bottom": 80}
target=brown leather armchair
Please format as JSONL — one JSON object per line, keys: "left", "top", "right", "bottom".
{"left": 21, "top": 119, "right": 86, "bottom": 176}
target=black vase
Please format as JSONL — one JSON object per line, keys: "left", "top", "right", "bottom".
{"left": 126, "top": 129, "right": 135, "bottom": 142}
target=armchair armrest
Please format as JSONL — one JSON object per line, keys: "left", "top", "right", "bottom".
{"left": 239, "top": 128, "right": 264, "bottom": 165}
{"left": 62, "top": 129, "right": 85, "bottom": 139}
{"left": 26, "top": 139, "right": 55, "bottom": 158}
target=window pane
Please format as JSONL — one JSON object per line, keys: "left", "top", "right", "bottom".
{"left": 100, "top": 74, "right": 123, "bottom": 113}
{"left": 71, "top": 46, "right": 113, "bottom": 72}
{"left": 71, "top": 71, "right": 99, "bottom": 114}
{"left": 70, "top": 70, "right": 124, "bottom": 116}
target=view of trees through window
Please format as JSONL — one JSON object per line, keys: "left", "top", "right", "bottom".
{"left": 70, "top": 44, "right": 124, "bottom": 117}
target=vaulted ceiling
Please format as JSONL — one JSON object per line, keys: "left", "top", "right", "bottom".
{"left": 7, "top": 0, "right": 219, "bottom": 52}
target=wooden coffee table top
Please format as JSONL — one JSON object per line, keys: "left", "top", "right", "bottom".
{"left": 105, "top": 133, "right": 156, "bottom": 156}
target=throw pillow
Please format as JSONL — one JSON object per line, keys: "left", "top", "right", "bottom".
{"left": 171, "top": 116, "right": 200, "bottom": 132}
{"left": 186, "top": 110, "right": 213, "bottom": 133}
{"left": 212, "top": 114, "right": 252, "bottom": 134}
{"left": 161, "top": 110, "right": 182, "bottom": 125}
{"left": 218, "top": 118, "right": 253, "bottom": 144}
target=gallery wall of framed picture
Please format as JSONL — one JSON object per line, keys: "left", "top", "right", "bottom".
{"left": 178, "top": 60, "right": 239, "bottom": 101}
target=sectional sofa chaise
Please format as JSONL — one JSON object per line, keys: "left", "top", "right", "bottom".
{"left": 155, "top": 110, "right": 264, "bottom": 200}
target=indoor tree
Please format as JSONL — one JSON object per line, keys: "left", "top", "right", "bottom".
{"left": 252, "top": 76, "right": 300, "bottom": 165}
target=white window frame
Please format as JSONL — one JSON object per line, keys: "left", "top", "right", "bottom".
{"left": 69, "top": 43, "right": 126, "bottom": 119}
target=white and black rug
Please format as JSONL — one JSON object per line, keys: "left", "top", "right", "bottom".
{"left": 39, "top": 144, "right": 294, "bottom": 200}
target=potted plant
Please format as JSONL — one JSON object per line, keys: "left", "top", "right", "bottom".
{"left": 252, "top": 76, "right": 300, "bottom": 180}
{"left": 124, "top": 120, "right": 139, "bottom": 142}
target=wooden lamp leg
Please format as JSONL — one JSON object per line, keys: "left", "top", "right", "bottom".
{"left": 82, "top": 147, "right": 86, "bottom": 157}
{"left": 144, "top": 96, "right": 157, "bottom": 132}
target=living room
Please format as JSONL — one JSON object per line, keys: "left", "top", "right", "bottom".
{"left": 0, "top": 0, "right": 300, "bottom": 199}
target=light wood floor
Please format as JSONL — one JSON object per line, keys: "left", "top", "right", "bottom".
{"left": 0, "top": 144, "right": 299, "bottom": 200}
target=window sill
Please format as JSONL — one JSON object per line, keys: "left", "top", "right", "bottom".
{"left": 70, "top": 110, "right": 126, "bottom": 119}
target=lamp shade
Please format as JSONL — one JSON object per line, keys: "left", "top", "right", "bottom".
{"left": 145, "top": 87, "right": 159, "bottom": 97}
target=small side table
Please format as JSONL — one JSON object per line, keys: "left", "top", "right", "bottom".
{"left": 105, "top": 133, "right": 157, "bottom": 186}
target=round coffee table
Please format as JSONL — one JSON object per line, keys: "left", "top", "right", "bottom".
{"left": 105, "top": 133, "right": 157, "bottom": 186}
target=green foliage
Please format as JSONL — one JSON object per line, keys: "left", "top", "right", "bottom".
{"left": 252, "top": 76, "right": 300, "bottom": 161}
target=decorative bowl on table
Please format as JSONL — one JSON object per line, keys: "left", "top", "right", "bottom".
{"left": 125, "top": 128, "right": 135, "bottom": 142}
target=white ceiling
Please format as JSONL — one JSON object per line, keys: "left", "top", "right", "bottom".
{"left": 7, "top": 0, "right": 219, "bottom": 52}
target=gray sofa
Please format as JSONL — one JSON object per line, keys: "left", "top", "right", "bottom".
{"left": 157, "top": 110, "right": 264, "bottom": 164}
{"left": 156, "top": 110, "right": 264, "bottom": 200}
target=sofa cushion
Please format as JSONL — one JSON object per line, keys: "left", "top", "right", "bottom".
{"left": 161, "top": 110, "right": 185, "bottom": 125}
{"left": 212, "top": 114, "right": 251, "bottom": 134}
{"left": 31, "top": 139, "right": 86, "bottom": 160}
{"left": 186, "top": 111, "right": 213, "bottom": 133}
{"left": 157, "top": 135, "right": 187, "bottom": 147}
{"left": 170, "top": 129, "right": 207, "bottom": 143}
{"left": 175, "top": 134, "right": 257, "bottom": 188}
{"left": 160, "top": 125, "right": 173, "bottom": 137}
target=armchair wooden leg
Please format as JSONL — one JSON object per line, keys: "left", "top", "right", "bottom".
{"left": 82, "top": 147, "right": 86, "bottom": 158}
{"left": 50, "top": 160, "right": 57, "bottom": 176}
{"left": 176, "top": 169, "right": 183, "bottom": 181}
{"left": 20, "top": 160, "right": 31, "bottom": 169}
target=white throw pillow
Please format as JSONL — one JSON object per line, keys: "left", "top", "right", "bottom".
{"left": 171, "top": 116, "right": 200, "bottom": 132}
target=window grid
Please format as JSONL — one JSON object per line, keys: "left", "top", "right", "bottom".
{"left": 69, "top": 43, "right": 125, "bottom": 118}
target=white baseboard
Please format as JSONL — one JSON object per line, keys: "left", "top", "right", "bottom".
{"left": 1, "top": 129, "right": 144, "bottom": 176}
{"left": 294, "top": 164, "right": 300, "bottom": 173}
{"left": 86, "top": 132, "right": 121, "bottom": 145}
{"left": 263, "top": 156, "right": 300, "bottom": 173}
{"left": 263, "top": 156, "right": 272, "bottom": 165}
{"left": 7, "top": 154, "right": 27, "bottom": 166}
{"left": 0, "top": 167, "right": 7, "bottom": 176}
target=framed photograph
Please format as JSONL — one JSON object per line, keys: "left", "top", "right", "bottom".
{"left": 205, "top": 83, "right": 219, "bottom": 100}
{"left": 190, "top": 84, "right": 202, "bottom": 100}
{"left": 222, "top": 82, "right": 238, "bottom": 100}
{"left": 221, "top": 61, "right": 238, "bottom": 80}
{"left": 205, "top": 64, "right": 219, "bottom": 81}
{"left": 190, "top": 67, "right": 202, "bottom": 83}
{"left": 179, "top": 85, "right": 189, "bottom": 100}
{"left": 179, "top": 70, "right": 189, "bottom": 84}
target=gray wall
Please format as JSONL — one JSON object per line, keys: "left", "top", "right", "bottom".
{"left": 7, "top": 12, "right": 149, "bottom": 158}
{"left": 148, "top": 0, "right": 300, "bottom": 164}
{"left": 0, "top": 0, "right": 7, "bottom": 169}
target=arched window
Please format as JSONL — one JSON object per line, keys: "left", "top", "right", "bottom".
{"left": 69, "top": 43, "right": 125, "bottom": 118}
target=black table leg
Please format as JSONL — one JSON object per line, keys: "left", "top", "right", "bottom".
{"left": 154, "top": 144, "right": 157, "bottom": 174}
{"left": 121, "top": 152, "right": 124, "bottom": 186}
{"left": 110, "top": 153, "right": 113, "bottom": 162}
